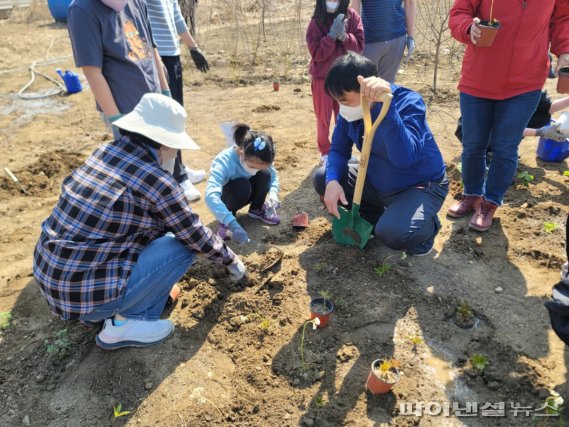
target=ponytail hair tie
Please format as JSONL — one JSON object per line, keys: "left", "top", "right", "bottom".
{"left": 253, "top": 137, "right": 266, "bottom": 151}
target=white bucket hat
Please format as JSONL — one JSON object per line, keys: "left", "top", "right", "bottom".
{"left": 113, "top": 93, "right": 200, "bottom": 150}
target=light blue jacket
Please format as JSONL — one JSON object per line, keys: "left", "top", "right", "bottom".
{"left": 205, "top": 147, "right": 279, "bottom": 225}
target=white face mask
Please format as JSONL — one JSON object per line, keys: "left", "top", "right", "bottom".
{"left": 339, "top": 103, "right": 363, "bottom": 122}
{"left": 239, "top": 155, "right": 260, "bottom": 176}
{"left": 159, "top": 147, "right": 178, "bottom": 174}
{"left": 326, "top": 1, "right": 339, "bottom": 13}
{"left": 100, "top": 0, "right": 128, "bottom": 12}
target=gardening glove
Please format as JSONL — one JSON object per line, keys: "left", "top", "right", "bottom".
{"left": 107, "top": 113, "right": 123, "bottom": 123}
{"left": 189, "top": 47, "right": 209, "bottom": 73}
{"left": 536, "top": 122, "right": 567, "bottom": 142}
{"left": 266, "top": 193, "right": 281, "bottom": 210}
{"left": 228, "top": 257, "right": 247, "bottom": 281}
{"left": 161, "top": 89, "right": 172, "bottom": 98}
{"left": 404, "top": 36, "right": 415, "bottom": 63}
{"left": 327, "top": 13, "right": 346, "bottom": 40}
{"left": 229, "top": 220, "right": 249, "bottom": 244}
{"left": 562, "top": 261, "right": 569, "bottom": 285}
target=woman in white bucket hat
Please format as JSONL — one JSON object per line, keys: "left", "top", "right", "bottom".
{"left": 33, "top": 94, "right": 246, "bottom": 350}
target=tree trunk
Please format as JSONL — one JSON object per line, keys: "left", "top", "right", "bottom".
{"left": 179, "top": 0, "right": 197, "bottom": 36}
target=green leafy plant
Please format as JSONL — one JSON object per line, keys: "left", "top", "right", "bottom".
{"left": 563, "top": 170, "right": 569, "bottom": 177}
{"left": 113, "top": 403, "right": 131, "bottom": 419}
{"left": 319, "top": 290, "right": 332, "bottom": 301}
{"left": 543, "top": 391, "right": 564, "bottom": 415}
{"left": 314, "top": 262, "right": 325, "bottom": 273}
{"left": 410, "top": 335, "right": 423, "bottom": 351}
{"left": 373, "top": 263, "right": 392, "bottom": 277}
{"left": 517, "top": 171, "right": 534, "bottom": 186}
{"left": 259, "top": 318, "right": 271, "bottom": 331}
{"left": 0, "top": 311, "right": 11, "bottom": 329}
{"left": 45, "top": 329, "right": 71, "bottom": 359}
{"left": 315, "top": 394, "right": 325, "bottom": 407}
{"left": 373, "top": 358, "right": 401, "bottom": 382}
{"left": 470, "top": 353, "right": 488, "bottom": 371}
{"left": 543, "top": 221, "right": 557, "bottom": 233}
{"left": 456, "top": 302, "right": 474, "bottom": 322}
{"left": 299, "top": 318, "right": 320, "bottom": 370}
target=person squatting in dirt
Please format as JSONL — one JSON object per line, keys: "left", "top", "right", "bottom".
{"left": 67, "top": 0, "right": 204, "bottom": 204}
{"left": 313, "top": 52, "right": 448, "bottom": 256}
{"left": 33, "top": 94, "right": 247, "bottom": 351}
{"left": 306, "top": 0, "right": 364, "bottom": 166}
{"left": 205, "top": 124, "right": 281, "bottom": 245}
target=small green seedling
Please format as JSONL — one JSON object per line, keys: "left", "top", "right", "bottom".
{"left": 543, "top": 391, "right": 564, "bottom": 416}
{"left": 259, "top": 318, "right": 271, "bottom": 331}
{"left": 300, "top": 317, "right": 320, "bottom": 370}
{"left": 314, "top": 262, "right": 325, "bottom": 273}
{"left": 457, "top": 302, "right": 474, "bottom": 321}
{"left": 319, "top": 290, "right": 332, "bottom": 301}
{"left": 315, "top": 394, "right": 325, "bottom": 407}
{"left": 0, "top": 311, "right": 12, "bottom": 329}
{"left": 543, "top": 222, "right": 557, "bottom": 233}
{"left": 45, "top": 329, "right": 71, "bottom": 359}
{"left": 373, "top": 262, "right": 392, "bottom": 277}
{"left": 410, "top": 336, "right": 423, "bottom": 346}
{"left": 517, "top": 171, "right": 534, "bottom": 186}
{"left": 113, "top": 404, "right": 131, "bottom": 419}
{"left": 470, "top": 353, "right": 488, "bottom": 371}
{"left": 563, "top": 171, "right": 569, "bottom": 177}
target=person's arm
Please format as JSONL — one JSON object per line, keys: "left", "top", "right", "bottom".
{"left": 404, "top": 0, "right": 416, "bottom": 39}
{"left": 82, "top": 66, "right": 120, "bottom": 116}
{"left": 306, "top": 19, "right": 338, "bottom": 63}
{"left": 342, "top": 9, "right": 364, "bottom": 53}
{"left": 324, "top": 118, "right": 353, "bottom": 219}
{"left": 351, "top": 0, "right": 361, "bottom": 15}
{"left": 449, "top": 0, "right": 482, "bottom": 45}
{"left": 268, "top": 165, "right": 279, "bottom": 198}
{"left": 204, "top": 154, "right": 236, "bottom": 226}
{"left": 154, "top": 49, "right": 170, "bottom": 92}
{"left": 550, "top": 96, "right": 569, "bottom": 114}
{"left": 180, "top": 31, "right": 198, "bottom": 48}
{"left": 550, "top": 0, "right": 569, "bottom": 74}
{"left": 523, "top": 128, "right": 538, "bottom": 137}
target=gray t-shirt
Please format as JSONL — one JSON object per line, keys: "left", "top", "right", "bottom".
{"left": 68, "top": 0, "right": 161, "bottom": 114}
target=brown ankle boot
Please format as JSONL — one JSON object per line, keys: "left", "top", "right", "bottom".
{"left": 469, "top": 200, "right": 498, "bottom": 232}
{"left": 447, "top": 195, "right": 483, "bottom": 218}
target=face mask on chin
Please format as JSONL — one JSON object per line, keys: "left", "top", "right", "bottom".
{"left": 100, "top": 0, "right": 128, "bottom": 12}
{"left": 339, "top": 103, "right": 364, "bottom": 122}
{"left": 326, "top": 1, "right": 339, "bottom": 13}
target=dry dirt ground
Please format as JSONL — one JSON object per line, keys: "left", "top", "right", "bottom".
{"left": 1, "top": 2, "right": 568, "bottom": 427}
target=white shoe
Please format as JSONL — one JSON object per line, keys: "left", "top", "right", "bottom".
{"left": 348, "top": 155, "right": 359, "bottom": 164}
{"left": 180, "top": 180, "right": 201, "bottom": 202}
{"left": 96, "top": 318, "right": 174, "bottom": 350}
{"left": 184, "top": 166, "right": 206, "bottom": 184}
{"left": 320, "top": 154, "right": 328, "bottom": 167}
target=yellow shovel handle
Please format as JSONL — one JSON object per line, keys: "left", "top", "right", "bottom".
{"left": 352, "top": 92, "right": 393, "bottom": 206}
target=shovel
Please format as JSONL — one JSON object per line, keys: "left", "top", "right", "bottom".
{"left": 332, "top": 92, "right": 393, "bottom": 248}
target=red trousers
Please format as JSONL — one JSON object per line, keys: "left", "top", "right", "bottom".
{"left": 311, "top": 78, "right": 339, "bottom": 156}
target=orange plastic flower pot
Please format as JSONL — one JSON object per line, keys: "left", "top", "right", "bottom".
{"left": 557, "top": 67, "right": 569, "bottom": 94}
{"left": 309, "top": 297, "right": 333, "bottom": 328}
{"left": 366, "top": 359, "right": 400, "bottom": 395}
{"left": 477, "top": 20, "right": 500, "bottom": 48}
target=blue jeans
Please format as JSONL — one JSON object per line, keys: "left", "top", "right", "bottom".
{"left": 459, "top": 91, "right": 541, "bottom": 205}
{"left": 80, "top": 235, "right": 195, "bottom": 322}
{"left": 313, "top": 166, "right": 448, "bottom": 252}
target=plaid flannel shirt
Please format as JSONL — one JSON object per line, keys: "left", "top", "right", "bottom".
{"left": 33, "top": 137, "right": 235, "bottom": 320}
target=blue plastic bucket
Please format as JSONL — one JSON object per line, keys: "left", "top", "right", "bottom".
{"left": 56, "top": 69, "right": 82, "bottom": 94}
{"left": 536, "top": 137, "right": 569, "bottom": 162}
{"left": 47, "top": 0, "right": 72, "bottom": 22}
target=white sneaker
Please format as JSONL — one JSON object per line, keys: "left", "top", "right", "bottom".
{"left": 320, "top": 154, "right": 328, "bottom": 167}
{"left": 180, "top": 180, "right": 201, "bottom": 202}
{"left": 184, "top": 166, "right": 206, "bottom": 184}
{"left": 96, "top": 318, "right": 174, "bottom": 350}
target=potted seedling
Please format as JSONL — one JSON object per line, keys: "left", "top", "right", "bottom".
{"left": 366, "top": 358, "right": 401, "bottom": 395}
{"left": 476, "top": 1, "right": 500, "bottom": 48}
{"left": 309, "top": 290, "right": 334, "bottom": 328}
{"left": 273, "top": 80, "right": 280, "bottom": 92}
{"left": 454, "top": 301, "right": 476, "bottom": 329}
{"left": 557, "top": 66, "right": 569, "bottom": 94}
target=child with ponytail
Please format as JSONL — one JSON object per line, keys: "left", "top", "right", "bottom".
{"left": 205, "top": 124, "right": 280, "bottom": 244}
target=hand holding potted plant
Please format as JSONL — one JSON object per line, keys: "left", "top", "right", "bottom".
{"left": 475, "top": 0, "right": 500, "bottom": 48}
{"left": 366, "top": 358, "right": 401, "bottom": 395}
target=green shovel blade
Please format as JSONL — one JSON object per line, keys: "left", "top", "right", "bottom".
{"left": 332, "top": 203, "right": 374, "bottom": 249}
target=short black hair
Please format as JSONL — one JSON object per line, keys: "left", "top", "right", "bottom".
{"left": 119, "top": 129, "right": 162, "bottom": 150}
{"left": 324, "top": 52, "right": 378, "bottom": 99}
